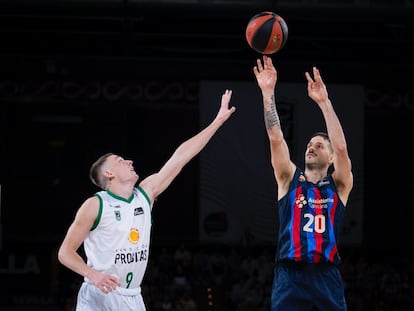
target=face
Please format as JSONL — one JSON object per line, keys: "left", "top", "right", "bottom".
{"left": 103, "top": 154, "right": 139, "bottom": 184}
{"left": 304, "top": 136, "right": 333, "bottom": 169}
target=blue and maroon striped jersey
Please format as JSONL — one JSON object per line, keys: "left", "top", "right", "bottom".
{"left": 275, "top": 167, "right": 346, "bottom": 265}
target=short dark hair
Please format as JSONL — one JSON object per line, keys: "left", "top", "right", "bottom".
{"left": 310, "top": 132, "right": 333, "bottom": 154}
{"left": 310, "top": 131, "right": 330, "bottom": 142}
{"left": 89, "top": 152, "right": 114, "bottom": 189}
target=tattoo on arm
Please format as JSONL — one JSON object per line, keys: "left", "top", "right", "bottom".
{"left": 264, "top": 95, "right": 280, "bottom": 129}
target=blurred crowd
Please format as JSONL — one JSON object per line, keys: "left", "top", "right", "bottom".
{"left": 61, "top": 244, "right": 414, "bottom": 311}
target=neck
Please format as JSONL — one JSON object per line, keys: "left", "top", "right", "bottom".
{"left": 304, "top": 169, "right": 327, "bottom": 184}
{"left": 107, "top": 182, "right": 135, "bottom": 200}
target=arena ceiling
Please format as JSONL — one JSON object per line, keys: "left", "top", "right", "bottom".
{"left": 0, "top": 0, "right": 412, "bottom": 84}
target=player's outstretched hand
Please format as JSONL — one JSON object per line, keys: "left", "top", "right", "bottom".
{"left": 215, "top": 89, "right": 236, "bottom": 123}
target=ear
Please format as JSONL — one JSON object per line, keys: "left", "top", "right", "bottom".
{"left": 103, "top": 169, "right": 113, "bottom": 179}
{"left": 328, "top": 153, "right": 335, "bottom": 166}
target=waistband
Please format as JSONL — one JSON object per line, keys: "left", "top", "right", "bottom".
{"left": 115, "top": 286, "right": 141, "bottom": 296}
{"left": 84, "top": 280, "right": 141, "bottom": 296}
{"left": 277, "top": 260, "right": 337, "bottom": 271}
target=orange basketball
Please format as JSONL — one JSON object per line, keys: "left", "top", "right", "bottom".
{"left": 245, "top": 11, "right": 288, "bottom": 54}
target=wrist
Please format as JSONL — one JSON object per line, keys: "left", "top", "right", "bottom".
{"left": 262, "top": 91, "right": 275, "bottom": 98}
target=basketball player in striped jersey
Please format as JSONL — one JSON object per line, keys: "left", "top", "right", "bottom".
{"left": 253, "top": 55, "right": 353, "bottom": 311}
{"left": 57, "top": 89, "right": 236, "bottom": 311}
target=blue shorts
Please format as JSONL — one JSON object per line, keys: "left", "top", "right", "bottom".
{"left": 271, "top": 261, "right": 347, "bottom": 311}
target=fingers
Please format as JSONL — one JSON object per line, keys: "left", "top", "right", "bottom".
{"left": 305, "top": 70, "right": 315, "bottom": 92}
{"left": 254, "top": 55, "right": 274, "bottom": 76}
{"left": 99, "top": 283, "right": 117, "bottom": 294}
{"left": 256, "top": 58, "right": 263, "bottom": 72}
{"left": 97, "top": 275, "right": 121, "bottom": 294}
{"left": 221, "top": 89, "right": 232, "bottom": 102}
{"left": 109, "top": 275, "right": 122, "bottom": 287}
{"left": 305, "top": 71, "right": 312, "bottom": 82}
{"left": 220, "top": 89, "right": 236, "bottom": 115}
{"left": 255, "top": 55, "right": 269, "bottom": 70}
{"left": 306, "top": 67, "right": 321, "bottom": 83}
{"left": 260, "top": 55, "right": 273, "bottom": 69}
{"left": 265, "top": 55, "right": 272, "bottom": 68}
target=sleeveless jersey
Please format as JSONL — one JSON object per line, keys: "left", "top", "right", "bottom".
{"left": 276, "top": 167, "right": 346, "bottom": 265}
{"left": 83, "top": 186, "right": 152, "bottom": 289}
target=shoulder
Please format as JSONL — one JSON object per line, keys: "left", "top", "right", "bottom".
{"left": 78, "top": 195, "right": 101, "bottom": 219}
{"left": 277, "top": 166, "right": 300, "bottom": 200}
{"left": 138, "top": 175, "right": 157, "bottom": 202}
{"left": 135, "top": 187, "right": 151, "bottom": 206}
{"left": 331, "top": 171, "right": 353, "bottom": 205}
{"left": 71, "top": 195, "right": 102, "bottom": 230}
{"left": 81, "top": 195, "right": 100, "bottom": 206}
{"left": 287, "top": 167, "right": 303, "bottom": 185}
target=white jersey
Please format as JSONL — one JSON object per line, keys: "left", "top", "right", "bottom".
{"left": 83, "top": 187, "right": 152, "bottom": 290}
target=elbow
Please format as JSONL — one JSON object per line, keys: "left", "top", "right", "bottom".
{"left": 57, "top": 245, "right": 66, "bottom": 265}
{"left": 57, "top": 248, "right": 63, "bottom": 264}
{"left": 268, "top": 132, "right": 284, "bottom": 145}
{"left": 335, "top": 141, "right": 348, "bottom": 155}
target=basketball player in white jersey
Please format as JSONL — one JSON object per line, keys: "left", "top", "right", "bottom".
{"left": 57, "top": 89, "right": 236, "bottom": 311}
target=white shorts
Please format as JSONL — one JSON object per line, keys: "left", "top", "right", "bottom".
{"left": 75, "top": 282, "right": 146, "bottom": 311}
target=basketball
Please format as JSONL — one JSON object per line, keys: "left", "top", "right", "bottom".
{"left": 245, "top": 11, "right": 288, "bottom": 55}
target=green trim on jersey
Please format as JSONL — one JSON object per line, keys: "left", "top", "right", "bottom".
{"left": 137, "top": 186, "right": 153, "bottom": 224}
{"left": 91, "top": 188, "right": 152, "bottom": 230}
{"left": 137, "top": 186, "right": 151, "bottom": 206}
{"left": 106, "top": 189, "right": 134, "bottom": 203}
{"left": 91, "top": 194, "right": 103, "bottom": 231}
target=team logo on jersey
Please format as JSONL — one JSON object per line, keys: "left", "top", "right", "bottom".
{"left": 134, "top": 207, "right": 144, "bottom": 215}
{"left": 298, "top": 174, "right": 306, "bottom": 182}
{"left": 295, "top": 194, "right": 307, "bottom": 208}
{"left": 114, "top": 210, "right": 121, "bottom": 221}
{"left": 128, "top": 228, "right": 140, "bottom": 244}
{"left": 318, "top": 178, "right": 330, "bottom": 187}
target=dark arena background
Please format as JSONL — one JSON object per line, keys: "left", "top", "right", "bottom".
{"left": 0, "top": 0, "right": 413, "bottom": 310}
